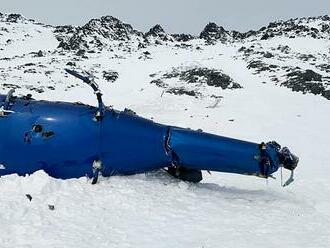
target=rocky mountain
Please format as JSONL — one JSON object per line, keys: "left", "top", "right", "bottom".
{"left": 55, "top": 15, "right": 144, "bottom": 52}
{"left": 0, "top": 13, "right": 32, "bottom": 23}
{"left": 251, "top": 15, "right": 330, "bottom": 40}
{"left": 0, "top": 13, "right": 329, "bottom": 101}
{"left": 200, "top": 22, "right": 230, "bottom": 43}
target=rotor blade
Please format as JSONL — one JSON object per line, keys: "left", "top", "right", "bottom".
{"left": 65, "top": 69, "right": 91, "bottom": 84}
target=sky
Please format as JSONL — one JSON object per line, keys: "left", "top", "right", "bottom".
{"left": 1, "top": 0, "right": 329, "bottom": 34}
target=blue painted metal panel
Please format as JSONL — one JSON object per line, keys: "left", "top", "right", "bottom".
{"left": 99, "top": 110, "right": 171, "bottom": 175}
{"left": 169, "top": 127, "right": 279, "bottom": 176}
{"left": 0, "top": 94, "right": 295, "bottom": 181}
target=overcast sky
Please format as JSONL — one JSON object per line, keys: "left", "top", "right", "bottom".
{"left": 1, "top": 0, "right": 329, "bottom": 34}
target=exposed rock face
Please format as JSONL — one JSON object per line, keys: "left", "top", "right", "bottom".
{"left": 54, "top": 25, "right": 77, "bottom": 39}
{"left": 144, "top": 24, "right": 175, "bottom": 43}
{"left": 56, "top": 16, "right": 143, "bottom": 51}
{"left": 1, "top": 12, "right": 330, "bottom": 101}
{"left": 166, "top": 87, "right": 199, "bottom": 97}
{"left": 287, "top": 69, "right": 322, "bottom": 82}
{"left": 317, "top": 64, "right": 330, "bottom": 73}
{"left": 53, "top": 14, "right": 330, "bottom": 51}
{"left": 145, "top": 24, "right": 165, "bottom": 37}
{"left": 200, "top": 23, "right": 229, "bottom": 43}
{"left": 282, "top": 69, "right": 330, "bottom": 99}
{"left": 247, "top": 60, "right": 279, "bottom": 73}
{"left": 144, "top": 25, "right": 194, "bottom": 43}
{"left": 103, "top": 70, "right": 119, "bottom": 83}
{"left": 0, "top": 13, "right": 32, "bottom": 23}
{"left": 242, "top": 15, "right": 330, "bottom": 40}
{"left": 162, "top": 67, "right": 242, "bottom": 89}
{"left": 83, "top": 16, "right": 142, "bottom": 40}
{"left": 150, "top": 67, "right": 242, "bottom": 97}
{"left": 172, "top": 33, "right": 194, "bottom": 42}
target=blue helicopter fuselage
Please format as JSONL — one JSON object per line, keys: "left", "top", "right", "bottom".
{"left": 0, "top": 94, "right": 292, "bottom": 181}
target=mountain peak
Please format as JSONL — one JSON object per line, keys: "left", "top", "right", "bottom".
{"left": 0, "top": 13, "right": 33, "bottom": 23}
{"left": 145, "top": 24, "right": 166, "bottom": 36}
{"left": 56, "top": 15, "right": 143, "bottom": 51}
{"left": 82, "top": 15, "right": 140, "bottom": 38}
{"left": 144, "top": 24, "right": 175, "bottom": 43}
{"left": 200, "top": 22, "right": 229, "bottom": 42}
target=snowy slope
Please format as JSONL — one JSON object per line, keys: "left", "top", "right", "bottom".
{"left": 0, "top": 13, "right": 330, "bottom": 248}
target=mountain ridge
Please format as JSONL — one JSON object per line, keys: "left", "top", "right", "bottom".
{"left": 0, "top": 12, "right": 329, "bottom": 101}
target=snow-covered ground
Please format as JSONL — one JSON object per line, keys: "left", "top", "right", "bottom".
{"left": 1, "top": 13, "right": 330, "bottom": 248}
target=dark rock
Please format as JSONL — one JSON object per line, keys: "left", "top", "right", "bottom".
{"left": 287, "top": 69, "right": 322, "bottom": 82}
{"left": 238, "top": 46, "right": 254, "bottom": 56}
{"left": 102, "top": 70, "right": 119, "bottom": 82}
{"left": 138, "top": 42, "right": 147, "bottom": 49}
{"left": 54, "top": 25, "right": 77, "bottom": 35}
{"left": 76, "top": 49, "right": 86, "bottom": 56}
{"left": 261, "top": 33, "right": 274, "bottom": 40}
{"left": 321, "top": 24, "right": 329, "bottom": 33}
{"left": 176, "top": 43, "right": 192, "bottom": 48}
{"left": 24, "top": 68, "right": 37, "bottom": 74}
{"left": 163, "top": 67, "right": 242, "bottom": 89}
{"left": 166, "top": 87, "right": 199, "bottom": 97}
{"left": 321, "top": 15, "right": 330, "bottom": 21}
{"left": 6, "top": 14, "right": 25, "bottom": 23}
{"left": 56, "top": 16, "right": 143, "bottom": 51}
{"left": 317, "top": 64, "right": 330, "bottom": 73}
{"left": 24, "top": 63, "right": 35, "bottom": 67}
{"left": 261, "top": 33, "right": 270, "bottom": 40}
{"left": 2, "top": 83, "right": 21, "bottom": 89}
{"left": 263, "top": 52, "right": 274, "bottom": 58}
{"left": 145, "top": 24, "right": 165, "bottom": 36}
{"left": 123, "top": 108, "right": 136, "bottom": 116}
{"left": 25, "top": 194, "right": 32, "bottom": 201}
{"left": 231, "top": 30, "right": 247, "bottom": 39}
{"left": 36, "top": 50, "right": 44, "bottom": 57}
{"left": 150, "top": 67, "right": 241, "bottom": 99}
{"left": 66, "top": 61, "right": 76, "bottom": 66}
{"left": 150, "top": 79, "right": 168, "bottom": 88}
{"left": 268, "top": 22, "right": 277, "bottom": 28}
{"left": 240, "top": 30, "right": 258, "bottom": 39}
{"left": 238, "top": 46, "right": 246, "bottom": 52}
{"left": 281, "top": 69, "right": 330, "bottom": 100}
{"left": 48, "top": 205, "right": 55, "bottom": 211}
{"left": 298, "top": 54, "right": 316, "bottom": 62}
{"left": 172, "top": 33, "right": 194, "bottom": 42}
{"left": 26, "top": 86, "right": 44, "bottom": 93}
{"left": 200, "top": 23, "right": 229, "bottom": 42}
{"left": 144, "top": 24, "right": 174, "bottom": 42}
{"left": 247, "top": 60, "right": 278, "bottom": 73}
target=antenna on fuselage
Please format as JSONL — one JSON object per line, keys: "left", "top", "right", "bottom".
{"left": 65, "top": 69, "right": 104, "bottom": 121}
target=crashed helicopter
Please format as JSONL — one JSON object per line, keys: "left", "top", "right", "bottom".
{"left": 0, "top": 69, "right": 298, "bottom": 185}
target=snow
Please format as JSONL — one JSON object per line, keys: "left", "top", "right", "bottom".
{"left": 1, "top": 15, "right": 330, "bottom": 248}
